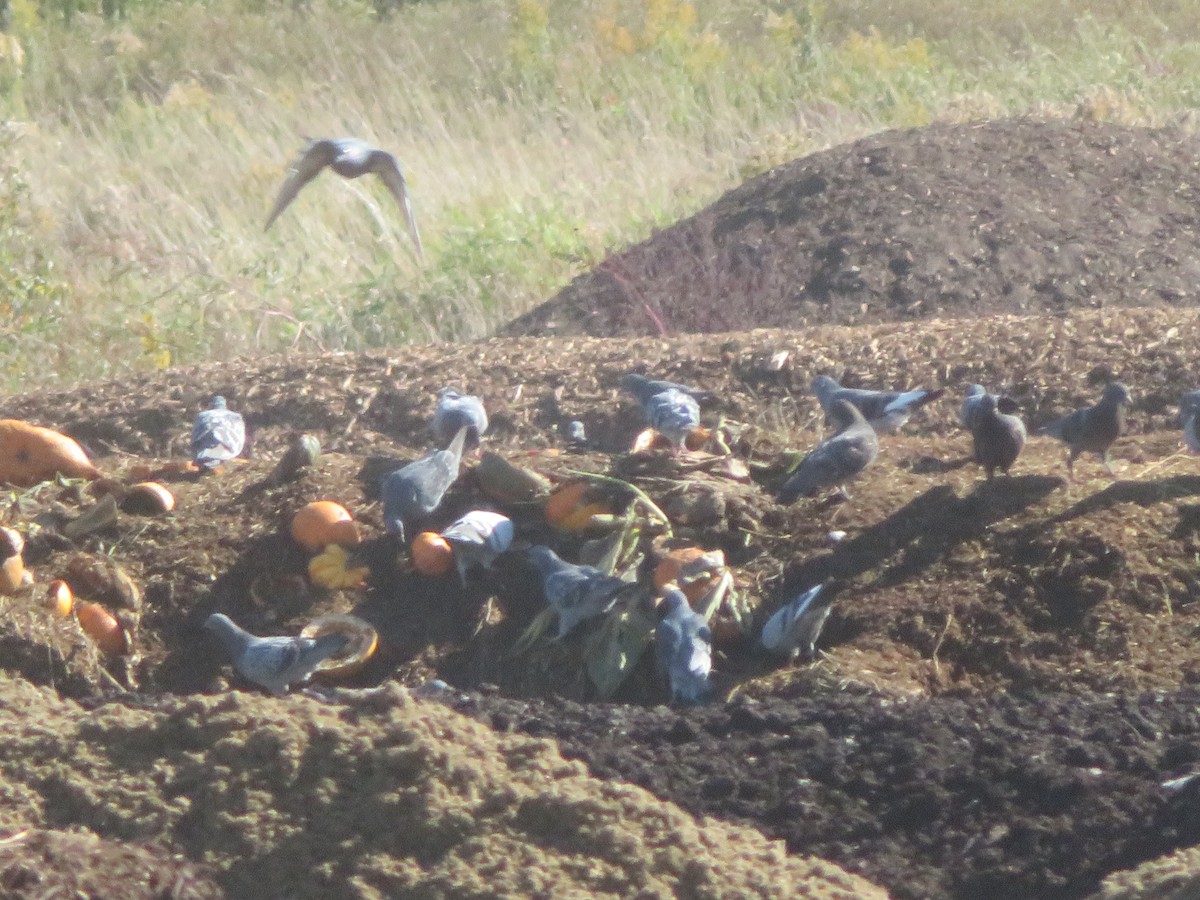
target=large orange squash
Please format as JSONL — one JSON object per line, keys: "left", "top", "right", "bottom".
{"left": 0, "top": 420, "right": 101, "bottom": 487}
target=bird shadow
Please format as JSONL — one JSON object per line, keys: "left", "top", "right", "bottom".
{"left": 1051, "top": 475, "right": 1200, "bottom": 526}
{"left": 357, "top": 454, "right": 410, "bottom": 502}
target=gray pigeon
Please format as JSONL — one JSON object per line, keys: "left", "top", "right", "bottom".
{"left": 1180, "top": 390, "right": 1200, "bottom": 453}
{"left": 526, "top": 546, "right": 625, "bottom": 638}
{"left": 440, "top": 510, "right": 514, "bottom": 585}
{"left": 971, "top": 394, "right": 1027, "bottom": 480}
{"left": 778, "top": 399, "right": 879, "bottom": 502}
{"left": 191, "top": 395, "right": 246, "bottom": 471}
{"left": 1037, "top": 382, "right": 1132, "bottom": 478}
{"left": 759, "top": 582, "right": 834, "bottom": 661}
{"left": 204, "top": 613, "right": 348, "bottom": 696}
{"left": 620, "top": 374, "right": 704, "bottom": 452}
{"left": 811, "top": 374, "right": 944, "bottom": 434}
{"left": 960, "top": 384, "right": 1021, "bottom": 431}
{"left": 655, "top": 587, "right": 713, "bottom": 705}
{"left": 620, "top": 373, "right": 717, "bottom": 405}
{"left": 382, "top": 426, "right": 468, "bottom": 542}
{"left": 431, "top": 388, "right": 488, "bottom": 452}
{"left": 264, "top": 137, "right": 423, "bottom": 260}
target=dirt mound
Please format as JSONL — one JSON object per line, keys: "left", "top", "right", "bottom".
{"left": 500, "top": 118, "right": 1200, "bottom": 339}
{"left": 0, "top": 676, "right": 882, "bottom": 899}
{"left": 1095, "top": 845, "right": 1200, "bottom": 900}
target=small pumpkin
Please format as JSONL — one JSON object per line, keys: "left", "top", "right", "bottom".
{"left": 0, "top": 419, "right": 101, "bottom": 487}
{"left": 45, "top": 580, "right": 74, "bottom": 617}
{"left": 546, "top": 481, "right": 615, "bottom": 532}
{"left": 308, "top": 544, "right": 370, "bottom": 590}
{"left": 290, "top": 501, "right": 362, "bottom": 553}
{"left": 411, "top": 531, "right": 453, "bottom": 577}
{"left": 301, "top": 614, "right": 379, "bottom": 680}
{"left": 545, "top": 481, "right": 589, "bottom": 525}
{"left": 75, "top": 601, "right": 131, "bottom": 655}
{"left": 653, "top": 546, "right": 727, "bottom": 603}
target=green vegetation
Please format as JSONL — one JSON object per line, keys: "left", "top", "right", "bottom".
{"left": 0, "top": 0, "right": 1197, "bottom": 390}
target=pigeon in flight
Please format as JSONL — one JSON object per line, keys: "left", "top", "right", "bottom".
{"left": 1180, "top": 390, "right": 1200, "bottom": 453}
{"left": 191, "top": 395, "right": 245, "bottom": 472}
{"left": 811, "top": 374, "right": 944, "bottom": 434}
{"left": 778, "top": 399, "right": 879, "bottom": 502}
{"left": 526, "top": 545, "right": 625, "bottom": 638}
{"left": 759, "top": 581, "right": 834, "bottom": 661}
{"left": 431, "top": 388, "right": 488, "bottom": 453}
{"left": 971, "top": 393, "right": 1026, "bottom": 480}
{"left": 620, "top": 373, "right": 706, "bottom": 452}
{"left": 440, "top": 510, "right": 514, "bottom": 585}
{"left": 204, "top": 613, "right": 348, "bottom": 696}
{"left": 382, "top": 426, "right": 468, "bottom": 542}
{"left": 264, "top": 137, "right": 423, "bottom": 260}
{"left": 655, "top": 587, "right": 713, "bottom": 705}
{"left": 1037, "top": 382, "right": 1132, "bottom": 478}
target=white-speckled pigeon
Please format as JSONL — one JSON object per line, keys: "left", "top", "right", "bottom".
{"left": 526, "top": 545, "right": 625, "bottom": 638}
{"left": 778, "top": 399, "right": 879, "bottom": 502}
{"left": 759, "top": 582, "right": 834, "bottom": 661}
{"left": 440, "top": 510, "right": 514, "bottom": 585}
{"left": 1180, "top": 390, "right": 1200, "bottom": 453}
{"left": 811, "top": 374, "right": 944, "bottom": 434}
{"left": 971, "top": 393, "right": 1026, "bottom": 480}
{"left": 431, "top": 388, "right": 488, "bottom": 452}
{"left": 1037, "top": 382, "right": 1131, "bottom": 478}
{"left": 382, "top": 426, "right": 468, "bottom": 542}
{"left": 655, "top": 587, "right": 713, "bottom": 705}
{"left": 204, "top": 613, "right": 348, "bottom": 696}
{"left": 264, "top": 137, "right": 423, "bottom": 260}
{"left": 191, "top": 395, "right": 246, "bottom": 471}
{"left": 620, "top": 374, "right": 704, "bottom": 452}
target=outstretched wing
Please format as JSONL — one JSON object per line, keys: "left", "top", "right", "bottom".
{"left": 264, "top": 139, "right": 340, "bottom": 230}
{"left": 371, "top": 150, "right": 424, "bottom": 261}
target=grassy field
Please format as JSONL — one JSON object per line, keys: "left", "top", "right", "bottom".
{"left": 0, "top": 0, "right": 1198, "bottom": 391}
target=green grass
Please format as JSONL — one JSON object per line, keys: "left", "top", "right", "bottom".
{"left": 0, "top": 0, "right": 1198, "bottom": 390}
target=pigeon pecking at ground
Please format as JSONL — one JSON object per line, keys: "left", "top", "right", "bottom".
{"left": 1037, "top": 382, "right": 1132, "bottom": 478}
{"left": 191, "top": 395, "right": 246, "bottom": 472}
{"left": 971, "top": 393, "right": 1027, "bottom": 480}
{"left": 440, "top": 510, "right": 514, "bottom": 585}
{"left": 204, "top": 613, "right": 348, "bottom": 697}
{"left": 655, "top": 586, "right": 713, "bottom": 705}
{"left": 759, "top": 581, "right": 834, "bottom": 662}
{"left": 778, "top": 399, "right": 880, "bottom": 502}
{"left": 526, "top": 545, "right": 627, "bottom": 638}
{"left": 264, "top": 137, "right": 423, "bottom": 260}
{"left": 620, "top": 373, "right": 707, "bottom": 453}
{"left": 382, "top": 426, "right": 469, "bottom": 542}
{"left": 1180, "top": 390, "right": 1200, "bottom": 453}
{"left": 811, "top": 374, "right": 944, "bottom": 434}
{"left": 431, "top": 388, "right": 489, "bottom": 453}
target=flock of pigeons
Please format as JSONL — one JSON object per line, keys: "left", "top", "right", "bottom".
{"left": 189, "top": 343, "right": 1165, "bottom": 705}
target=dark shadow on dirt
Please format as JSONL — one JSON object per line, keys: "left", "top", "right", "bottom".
{"left": 1053, "top": 475, "right": 1200, "bottom": 524}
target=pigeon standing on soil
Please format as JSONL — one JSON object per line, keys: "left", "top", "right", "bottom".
{"left": 1180, "top": 390, "right": 1200, "bottom": 453}
{"left": 1037, "top": 382, "right": 1132, "bottom": 478}
{"left": 655, "top": 587, "right": 713, "bottom": 705}
{"left": 960, "top": 384, "right": 1022, "bottom": 431}
{"left": 440, "top": 510, "right": 514, "bottom": 585}
{"left": 382, "top": 426, "right": 469, "bottom": 542}
{"left": 759, "top": 582, "right": 834, "bottom": 661}
{"left": 204, "top": 613, "right": 348, "bottom": 697}
{"left": 778, "top": 400, "right": 880, "bottom": 502}
{"left": 191, "top": 396, "right": 246, "bottom": 472}
{"left": 431, "top": 388, "right": 488, "bottom": 453}
{"left": 971, "top": 394, "right": 1027, "bottom": 480}
{"left": 526, "top": 546, "right": 626, "bottom": 637}
{"left": 811, "top": 375, "right": 944, "bottom": 434}
{"left": 620, "top": 373, "right": 706, "bottom": 452}
{"left": 264, "top": 137, "right": 423, "bottom": 260}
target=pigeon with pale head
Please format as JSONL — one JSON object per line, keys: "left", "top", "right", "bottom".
{"left": 204, "top": 613, "right": 348, "bottom": 696}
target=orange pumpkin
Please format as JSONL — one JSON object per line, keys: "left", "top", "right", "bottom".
{"left": 75, "top": 601, "right": 130, "bottom": 655}
{"left": 546, "top": 481, "right": 615, "bottom": 532}
{"left": 654, "top": 547, "right": 727, "bottom": 603}
{"left": 290, "top": 501, "right": 362, "bottom": 553}
{"left": 0, "top": 419, "right": 101, "bottom": 487}
{"left": 411, "top": 531, "right": 453, "bottom": 577}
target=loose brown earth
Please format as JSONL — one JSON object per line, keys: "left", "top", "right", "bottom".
{"left": 3, "top": 118, "right": 1200, "bottom": 898}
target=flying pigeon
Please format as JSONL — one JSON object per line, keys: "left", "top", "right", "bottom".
{"left": 1037, "top": 382, "right": 1132, "bottom": 478}
{"left": 655, "top": 587, "right": 713, "bottom": 705}
{"left": 778, "top": 399, "right": 879, "bottom": 502}
{"left": 204, "top": 613, "right": 348, "bottom": 697}
{"left": 440, "top": 510, "right": 514, "bottom": 585}
{"left": 191, "top": 395, "right": 246, "bottom": 471}
{"left": 1180, "top": 390, "right": 1200, "bottom": 453}
{"left": 431, "top": 388, "right": 488, "bottom": 453}
{"left": 619, "top": 373, "right": 717, "bottom": 405}
{"left": 526, "top": 545, "right": 626, "bottom": 638}
{"left": 811, "top": 374, "right": 944, "bottom": 434}
{"left": 264, "top": 137, "right": 423, "bottom": 260}
{"left": 971, "top": 393, "right": 1026, "bottom": 480}
{"left": 382, "top": 426, "right": 468, "bottom": 542}
{"left": 759, "top": 581, "right": 834, "bottom": 661}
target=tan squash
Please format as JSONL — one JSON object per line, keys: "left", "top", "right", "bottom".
{"left": 0, "top": 419, "right": 101, "bottom": 487}
{"left": 76, "top": 601, "right": 130, "bottom": 655}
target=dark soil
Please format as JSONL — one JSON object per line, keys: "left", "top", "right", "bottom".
{"left": 501, "top": 118, "right": 1200, "bottom": 339}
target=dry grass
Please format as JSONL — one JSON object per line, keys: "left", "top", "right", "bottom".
{"left": 0, "top": 0, "right": 1198, "bottom": 390}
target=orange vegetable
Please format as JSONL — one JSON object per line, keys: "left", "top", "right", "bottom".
{"left": 0, "top": 555, "right": 26, "bottom": 594}
{"left": 654, "top": 547, "right": 726, "bottom": 603}
{"left": 545, "top": 481, "right": 590, "bottom": 526}
{"left": 290, "top": 501, "right": 362, "bottom": 553}
{"left": 45, "top": 580, "right": 74, "bottom": 617}
{"left": 121, "top": 482, "right": 175, "bottom": 515}
{"left": 411, "top": 531, "right": 453, "bottom": 577}
{"left": 75, "top": 601, "right": 130, "bottom": 655}
{"left": 0, "top": 419, "right": 101, "bottom": 487}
